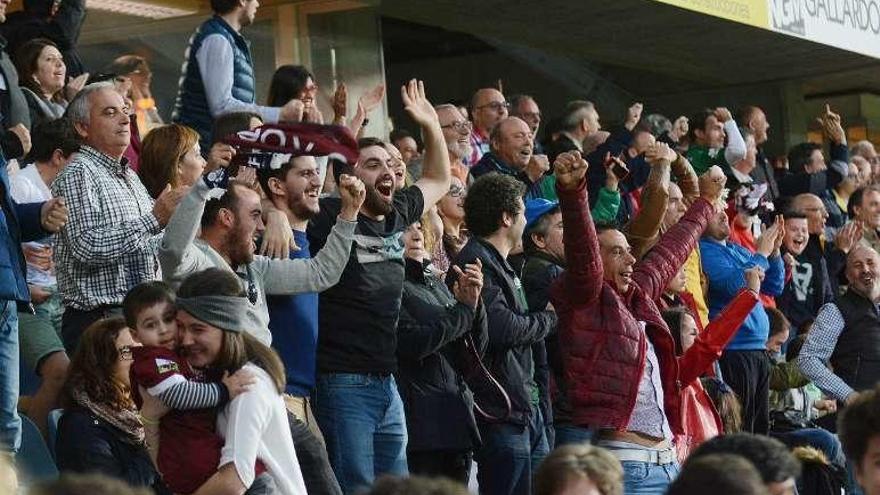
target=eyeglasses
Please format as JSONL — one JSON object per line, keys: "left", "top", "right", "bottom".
{"left": 448, "top": 185, "right": 466, "bottom": 198}
{"left": 518, "top": 111, "right": 542, "bottom": 121}
{"left": 118, "top": 345, "right": 133, "bottom": 361}
{"left": 441, "top": 121, "right": 472, "bottom": 133}
{"left": 476, "top": 101, "right": 510, "bottom": 112}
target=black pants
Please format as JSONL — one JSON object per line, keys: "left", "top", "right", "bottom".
{"left": 287, "top": 412, "right": 342, "bottom": 495}
{"left": 719, "top": 349, "right": 770, "bottom": 434}
{"left": 408, "top": 450, "right": 472, "bottom": 485}
{"left": 61, "top": 306, "right": 123, "bottom": 355}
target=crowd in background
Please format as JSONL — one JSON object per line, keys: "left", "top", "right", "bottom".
{"left": 4, "top": 0, "right": 880, "bottom": 495}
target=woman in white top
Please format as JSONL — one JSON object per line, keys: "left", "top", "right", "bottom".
{"left": 174, "top": 267, "right": 306, "bottom": 495}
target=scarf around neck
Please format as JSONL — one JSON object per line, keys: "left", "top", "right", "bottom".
{"left": 73, "top": 389, "right": 145, "bottom": 445}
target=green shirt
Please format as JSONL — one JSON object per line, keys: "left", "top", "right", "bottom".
{"left": 686, "top": 146, "right": 731, "bottom": 176}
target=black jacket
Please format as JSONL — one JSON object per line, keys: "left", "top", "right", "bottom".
{"left": 56, "top": 407, "right": 170, "bottom": 494}
{"left": 0, "top": 0, "right": 86, "bottom": 77}
{"left": 449, "top": 238, "right": 557, "bottom": 425}
{"left": 397, "top": 258, "right": 487, "bottom": 452}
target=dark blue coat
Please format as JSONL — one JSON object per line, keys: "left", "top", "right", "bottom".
{"left": 0, "top": 154, "right": 47, "bottom": 303}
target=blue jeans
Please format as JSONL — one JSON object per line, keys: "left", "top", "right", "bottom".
{"left": 0, "top": 301, "right": 20, "bottom": 453}
{"left": 554, "top": 424, "right": 594, "bottom": 447}
{"left": 474, "top": 406, "right": 550, "bottom": 495}
{"left": 313, "top": 373, "right": 407, "bottom": 494}
{"left": 620, "top": 461, "right": 680, "bottom": 495}
{"left": 773, "top": 428, "right": 845, "bottom": 466}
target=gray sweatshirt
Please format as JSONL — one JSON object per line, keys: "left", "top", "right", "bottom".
{"left": 159, "top": 180, "right": 356, "bottom": 345}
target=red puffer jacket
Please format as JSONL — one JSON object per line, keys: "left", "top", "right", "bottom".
{"left": 549, "top": 178, "right": 715, "bottom": 434}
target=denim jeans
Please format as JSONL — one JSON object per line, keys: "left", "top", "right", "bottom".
{"left": 620, "top": 461, "right": 680, "bottom": 495}
{"left": 0, "top": 301, "right": 20, "bottom": 453}
{"left": 474, "top": 406, "right": 550, "bottom": 495}
{"left": 313, "top": 373, "right": 407, "bottom": 494}
{"left": 773, "top": 428, "right": 845, "bottom": 467}
{"left": 554, "top": 424, "right": 594, "bottom": 447}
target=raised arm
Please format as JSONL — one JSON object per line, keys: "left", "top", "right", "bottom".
{"left": 672, "top": 153, "right": 700, "bottom": 204}
{"left": 158, "top": 180, "right": 213, "bottom": 286}
{"left": 404, "top": 80, "right": 451, "bottom": 216}
{"left": 627, "top": 143, "right": 674, "bottom": 259}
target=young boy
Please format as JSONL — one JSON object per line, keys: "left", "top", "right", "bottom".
{"left": 123, "top": 281, "right": 254, "bottom": 494}
{"left": 839, "top": 386, "right": 880, "bottom": 495}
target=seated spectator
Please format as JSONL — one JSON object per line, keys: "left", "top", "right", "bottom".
{"left": 668, "top": 453, "right": 770, "bottom": 495}
{"left": 10, "top": 118, "right": 78, "bottom": 437}
{"left": 450, "top": 173, "right": 557, "bottom": 494}
{"left": 470, "top": 116, "right": 555, "bottom": 200}
{"left": 851, "top": 140, "right": 879, "bottom": 180}
{"left": 396, "top": 220, "right": 487, "bottom": 484}
{"left": 779, "top": 106, "right": 848, "bottom": 199}
{"left": 138, "top": 124, "right": 209, "bottom": 199}
{"left": 824, "top": 159, "right": 861, "bottom": 233}
{"left": 688, "top": 433, "right": 801, "bottom": 495}
{"left": 701, "top": 376, "right": 744, "bottom": 434}
{"left": 534, "top": 444, "right": 624, "bottom": 495}
{"left": 166, "top": 268, "right": 307, "bottom": 494}
{"left": 549, "top": 149, "right": 725, "bottom": 493}
{"left": 172, "top": 0, "right": 306, "bottom": 150}
{"left": 0, "top": 0, "right": 86, "bottom": 77}
{"left": 509, "top": 94, "right": 543, "bottom": 152}
{"left": 700, "top": 210, "right": 785, "bottom": 434}
{"left": 31, "top": 473, "right": 156, "bottom": 495}
{"left": 365, "top": 475, "right": 469, "bottom": 495}
{"left": 55, "top": 317, "right": 170, "bottom": 494}
{"left": 839, "top": 384, "right": 880, "bottom": 495}
{"left": 14, "top": 38, "right": 86, "bottom": 126}
{"left": 544, "top": 100, "right": 600, "bottom": 164}
{"left": 685, "top": 107, "right": 746, "bottom": 175}
{"left": 105, "top": 55, "right": 163, "bottom": 137}
{"left": 53, "top": 82, "right": 186, "bottom": 353}
{"left": 466, "top": 87, "right": 508, "bottom": 164}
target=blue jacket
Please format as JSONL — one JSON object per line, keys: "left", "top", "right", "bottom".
{"left": 172, "top": 15, "right": 256, "bottom": 150}
{"left": 0, "top": 154, "right": 47, "bottom": 303}
{"left": 699, "top": 239, "right": 785, "bottom": 350}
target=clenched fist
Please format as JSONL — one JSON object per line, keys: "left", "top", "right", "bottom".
{"left": 338, "top": 174, "right": 366, "bottom": 221}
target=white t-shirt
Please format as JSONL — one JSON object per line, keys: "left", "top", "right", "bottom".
{"left": 217, "top": 363, "right": 306, "bottom": 495}
{"left": 9, "top": 164, "right": 55, "bottom": 287}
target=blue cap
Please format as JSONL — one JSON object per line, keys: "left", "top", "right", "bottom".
{"left": 524, "top": 198, "right": 559, "bottom": 231}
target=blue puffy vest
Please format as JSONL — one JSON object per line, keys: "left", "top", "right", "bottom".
{"left": 172, "top": 16, "right": 256, "bottom": 150}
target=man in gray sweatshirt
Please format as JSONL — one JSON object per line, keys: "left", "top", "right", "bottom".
{"left": 158, "top": 172, "right": 365, "bottom": 346}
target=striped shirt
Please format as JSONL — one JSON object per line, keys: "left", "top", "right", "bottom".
{"left": 52, "top": 146, "right": 161, "bottom": 310}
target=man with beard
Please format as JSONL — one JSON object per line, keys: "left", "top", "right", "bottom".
{"left": 307, "top": 80, "right": 452, "bottom": 494}
{"left": 799, "top": 245, "right": 880, "bottom": 407}
{"left": 436, "top": 103, "right": 472, "bottom": 184}
{"left": 471, "top": 117, "right": 556, "bottom": 201}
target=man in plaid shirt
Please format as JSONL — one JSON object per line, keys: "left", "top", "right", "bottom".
{"left": 52, "top": 82, "right": 185, "bottom": 354}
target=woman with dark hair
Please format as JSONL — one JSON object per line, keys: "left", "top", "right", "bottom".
{"left": 14, "top": 38, "right": 88, "bottom": 125}
{"left": 168, "top": 268, "right": 306, "bottom": 495}
{"left": 54, "top": 317, "right": 170, "bottom": 494}
{"left": 267, "top": 65, "right": 323, "bottom": 124}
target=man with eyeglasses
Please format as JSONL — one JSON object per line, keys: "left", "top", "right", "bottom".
{"left": 509, "top": 94, "right": 543, "bottom": 153}
{"left": 467, "top": 87, "right": 508, "bottom": 165}
{"left": 436, "top": 104, "right": 473, "bottom": 185}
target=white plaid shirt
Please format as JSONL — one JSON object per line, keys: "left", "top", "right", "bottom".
{"left": 52, "top": 146, "right": 161, "bottom": 310}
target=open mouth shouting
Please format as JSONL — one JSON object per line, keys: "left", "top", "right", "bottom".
{"left": 375, "top": 175, "right": 395, "bottom": 201}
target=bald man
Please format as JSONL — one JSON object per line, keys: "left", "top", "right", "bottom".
{"left": 471, "top": 117, "right": 555, "bottom": 201}
{"left": 799, "top": 245, "right": 880, "bottom": 406}
{"left": 467, "top": 88, "right": 508, "bottom": 165}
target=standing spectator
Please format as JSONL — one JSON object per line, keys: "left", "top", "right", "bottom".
{"left": 432, "top": 175, "right": 468, "bottom": 277}
{"left": 0, "top": 0, "right": 31, "bottom": 161}
{"left": 509, "top": 94, "right": 543, "bottom": 154}
{"left": 839, "top": 385, "right": 880, "bottom": 495}
{"left": 396, "top": 220, "right": 487, "bottom": 484}
{"left": 798, "top": 245, "right": 880, "bottom": 406}
{"left": 467, "top": 87, "right": 507, "bottom": 165}
{"left": 14, "top": 38, "right": 86, "bottom": 126}
{"left": 0, "top": 0, "right": 86, "bottom": 77}
{"left": 737, "top": 105, "right": 779, "bottom": 202}
{"left": 390, "top": 129, "right": 421, "bottom": 166}
{"left": 700, "top": 212, "right": 785, "bottom": 434}
{"left": 10, "top": 119, "right": 77, "bottom": 437}
{"left": 436, "top": 103, "right": 472, "bottom": 184}
{"left": 0, "top": 101, "right": 67, "bottom": 458}
{"left": 824, "top": 160, "right": 861, "bottom": 234}
{"left": 851, "top": 140, "right": 879, "bottom": 177}
{"left": 777, "top": 212, "right": 833, "bottom": 334}
{"left": 850, "top": 185, "right": 880, "bottom": 252}
{"left": 470, "top": 117, "right": 555, "bottom": 200}
{"left": 450, "top": 173, "right": 557, "bottom": 495}
{"left": 308, "top": 81, "right": 451, "bottom": 494}
{"left": 55, "top": 318, "right": 169, "bottom": 494}
{"left": 52, "top": 82, "right": 186, "bottom": 354}
{"left": 549, "top": 149, "right": 726, "bottom": 494}
{"left": 685, "top": 107, "right": 746, "bottom": 175}
{"left": 137, "top": 124, "right": 207, "bottom": 199}
{"left": 544, "top": 100, "right": 599, "bottom": 164}
{"left": 172, "top": 0, "right": 304, "bottom": 150}
{"left": 105, "top": 55, "right": 162, "bottom": 137}
{"left": 779, "top": 105, "right": 848, "bottom": 199}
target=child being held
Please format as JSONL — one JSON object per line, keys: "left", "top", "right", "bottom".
{"left": 123, "top": 281, "right": 254, "bottom": 494}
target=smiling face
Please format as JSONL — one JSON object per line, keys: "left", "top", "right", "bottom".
{"left": 178, "top": 142, "right": 206, "bottom": 187}
{"left": 438, "top": 176, "right": 466, "bottom": 223}
{"left": 178, "top": 310, "right": 224, "bottom": 369}
{"left": 783, "top": 217, "right": 809, "bottom": 255}
{"left": 793, "top": 194, "right": 828, "bottom": 235}
{"left": 438, "top": 106, "right": 472, "bottom": 161}
{"left": 274, "top": 156, "right": 321, "bottom": 221}
{"left": 705, "top": 210, "right": 731, "bottom": 242}
{"left": 356, "top": 145, "right": 396, "bottom": 218}
{"left": 679, "top": 313, "right": 698, "bottom": 353}
{"left": 131, "top": 301, "right": 178, "bottom": 350}
{"left": 113, "top": 327, "right": 137, "bottom": 386}
{"left": 847, "top": 246, "right": 880, "bottom": 302}
{"left": 34, "top": 44, "right": 66, "bottom": 96}
{"left": 857, "top": 190, "right": 880, "bottom": 230}
{"left": 599, "top": 229, "right": 636, "bottom": 293}
{"left": 224, "top": 185, "right": 264, "bottom": 267}
{"left": 493, "top": 118, "right": 533, "bottom": 170}
{"left": 384, "top": 142, "right": 407, "bottom": 191}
